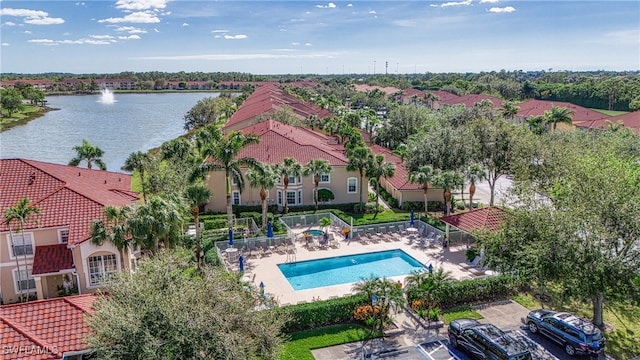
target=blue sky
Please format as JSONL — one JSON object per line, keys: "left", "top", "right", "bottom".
{"left": 1, "top": 0, "right": 638, "bottom": 75}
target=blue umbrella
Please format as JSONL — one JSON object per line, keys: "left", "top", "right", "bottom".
{"left": 267, "top": 221, "right": 273, "bottom": 238}
{"left": 410, "top": 210, "right": 415, "bottom": 226}
{"left": 228, "top": 228, "right": 234, "bottom": 247}
{"left": 239, "top": 255, "right": 244, "bottom": 272}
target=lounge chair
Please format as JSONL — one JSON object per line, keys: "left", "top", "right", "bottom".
{"left": 469, "top": 266, "right": 488, "bottom": 276}
{"left": 459, "top": 256, "right": 481, "bottom": 270}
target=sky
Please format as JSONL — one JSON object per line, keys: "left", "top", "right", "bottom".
{"left": 1, "top": 0, "right": 639, "bottom": 75}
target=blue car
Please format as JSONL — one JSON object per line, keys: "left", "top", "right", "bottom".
{"left": 526, "top": 309, "right": 604, "bottom": 356}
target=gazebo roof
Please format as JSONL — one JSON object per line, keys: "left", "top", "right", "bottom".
{"left": 440, "top": 206, "right": 507, "bottom": 233}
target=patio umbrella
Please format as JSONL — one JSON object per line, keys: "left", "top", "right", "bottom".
{"left": 410, "top": 210, "right": 415, "bottom": 226}
{"left": 228, "top": 228, "right": 234, "bottom": 247}
{"left": 267, "top": 221, "right": 273, "bottom": 238}
{"left": 239, "top": 255, "right": 244, "bottom": 272}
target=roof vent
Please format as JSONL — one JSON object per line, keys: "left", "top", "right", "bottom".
{"left": 28, "top": 172, "right": 36, "bottom": 185}
{"left": 104, "top": 180, "right": 107, "bottom": 184}
{"left": 78, "top": 172, "right": 81, "bottom": 176}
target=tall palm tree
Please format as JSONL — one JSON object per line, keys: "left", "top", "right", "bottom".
{"left": 246, "top": 163, "right": 278, "bottom": 228}
{"left": 192, "top": 131, "right": 259, "bottom": 228}
{"left": 526, "top": 115, "right": 546, "bottom": 135}
{"left": 545, "top": 105, "right": 574, "bottom": 130}
{"left": 431, "top": 170, "right": 463, "bottom": 216}
{"left": 302, "top": 159, "right": 333, "bottom": 211}
{"left": 90, "top": 206, "right": 133, "bottom": 275}
{"left": 404, "top": 268, "right": 453, "bottom": 318}
{"left": 122, "top": 151, "right": 150, "bottom": 203}
{"left": 352, "top": 277, "right": 405, "bottom": 330}
{"left": 69, "top": 139, "right": 107, "bottom": 170}
{"left": 465, "top": 164, "right": 487, "bottom": 210}
{"left": 346, "top": 146, "right": 373, "bottom": 211}
{"left": 275, "top": 158, "right": 303, "bottom": 214}
{"left": 391, "top": 144, "right": 409, "bottom": 162}
{"left": 4, "top": 198, "right": 41, "bottom": 302}
{"left": 500, "top": 101, "right": 519, "bottom": 123}
{"left": 366, "top": 154, "right": 396, "bottom": 216}
{"left": 184, "top": 184, "right": 211, "bottom": 269}
{"left": 128, "top": 195, "right": 184, "bottom": 252}
{"left": 409, "top": 165, "right": 435, "bottom": 215}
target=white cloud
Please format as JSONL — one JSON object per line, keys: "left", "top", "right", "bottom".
{"left": 2, "top": 42, "right": 10, "bottom": 46}
{"left": 28, "top": 38, "right": 56, "bottom": 44}
{"left": 315, "top": 3, "right": 337, "bottom": 9}
{"left": 488, "top": 6, "right": 515, "bottom": 13}
{"left": 119, "top": 35, "right": 141, "bottom": 40}
{"left": 212, "top": 29, "right": 229, "bottom": 33}
{"left": 369, "top": 10, "right": 376, "bottom": 14}
{"left": 479, "top": 0, "right": 499, "bottom": 3}
{"left": 24, "top": 30, "right": 32, "bottom": 34}
{"left": 0, "top": 8, "right": 65, "bottom": 25}
{"left": 75, "top": 2, "right": 86, "bottom": 6}
{"left": 223, "top": 34, "right": 248, "bottom": 40}
{"left": 305, "top": 43, "right": 312, "bottom": 46}
{"left": 437, "top": 0, "right": 473, "bottom": 8}
{"left": 115, "top": 0, "right": 168, "bottom": 11}
{"left": 347, "top": 3, "right": 353, "bottom": 7}
{"left": 98, "top": 11, "right": 160, "bottom": 24}
{"left": 154, "top": 28, "right": 159, "bottom": 32}
{"left": 111, "top": 25, "right": 147, "bottom": 34}
{"left": 392, "top": 19, "right": 417, "bottom": 27}
{"left": 182, "top": 23, "right": 189, "bottom": 27}
{"left": 90, "top": 34, "right": 116, "bottom": 39}
{"left": 3, "top": 21, "right": 17, "bottom": 26}
{"left": 291, "top": 42, "right": 300, "bottom": 46}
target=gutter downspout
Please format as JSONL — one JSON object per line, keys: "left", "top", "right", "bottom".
{"left": 68, "top": 243, "right": 82, "bottom": 295}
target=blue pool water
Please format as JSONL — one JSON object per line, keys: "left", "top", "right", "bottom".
{"left": 278, "top": 249, "right": 426, "bottom": 290}
{"left": 304, "top": 229, "right": 324, "bottom": 236}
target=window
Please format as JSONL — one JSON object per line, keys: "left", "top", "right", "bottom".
{"left": 13, "top": 268, "right": 36, "bottom": 293}
{"left": 58, "top": 229, "right": 69, "bottom": 244}
{"left": 277, "top": 190, "right": 282, "bottom": 205}
{"left": 88, "top": 254, "right": 118, "bottom": 286}
{"left": 347, "top": 178, "right": 357, "bottom": 193}
{"left": 298, "top": 190, "right": 302, "bottom": 204}
{"left": 232, "top": 191, "right": 241, "bottom": 205}
{"left": 320, "top": 173, "right": 330, "bottom": 183}
{"left": 8, "top": 232, "right": 34, "bottom": 257}
{"left": 287, "top": 191, "right": 296, "bottom": 205}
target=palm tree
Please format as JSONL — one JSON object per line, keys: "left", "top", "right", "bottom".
{"left": 526, "top": 115, "right": 546, "bottom": 135}
{"left": 465, "top": 164, "right": 487, "bottom": 210}
{"left": 366, "top": 154, "right": 396, "bottom": 216}
{"left": 404, "top": 268, "right": 453, "bottom": 320}
{"left": 4, "top": 198, "right": 41, "bottom": 302}
{"left": 544, "top": 105, "right": 574, "bottom": 130}
{"left": 500, "top": 101, "right": 520, "bottom": 123}
{"left": 275, "top": 158, "right": 303, "bottom": 214}
{"left": 302, "top": 159, "right": 333, "bottom": 211}
{"left": 409, "top": 165, "right": 435, "bottom": 215}
{"left": 352, "top": 277, "right": 405, "bottom": 330}
{"left": 391, "top": 144, "right": 409, "bottom": 162}
{"left": 69, "top": 139, "right": 107, "bottom": 170}
{"left": 346, "top": 146, "right": 373, "bottom": 211}
{"left": 246, "top": 163, "right": 279, "bottom": 228}
{"left": 431, "top": 170, "right": 463, "bottom": 216}
{"left": 90, "top": 206, "right": 134, "bottom": 274}
{"left": 122, "top": 151, "right": 150, "bottom": 203}
{"left": 193, "top": 131, "right": 259, "bottom": 228}
{"left": 128, "top": 196, "right": 184, "bottom": 252}
{"left": 184, "top": 184, "right": 211, "bottom": 269}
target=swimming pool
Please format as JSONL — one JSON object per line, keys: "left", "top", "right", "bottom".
{"left": 304, "top": 229, "right": 324, "bottom": 236}
{"left": 277, "top": 249, "right": 426, "bottom": 290}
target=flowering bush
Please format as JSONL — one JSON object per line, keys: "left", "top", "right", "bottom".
{"left": 353, "top": 305, "right": 380, "bottom": 321}
{"left": 411, "top": 299, "right": 424, "bottom": 311}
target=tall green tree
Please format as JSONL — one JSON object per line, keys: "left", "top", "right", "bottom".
{"left": 183, "top": 96, "right": 235, "bottom": 130}
{"left": 3, "top": 198, "right": 41, "bottom": 302}
{"left": 465, "top": 164, "right": 487, "bottom": 209}
{"left": 128, "top": 196, "right": 185, "bottom": 252}
{"left": 366, "top": 154, "right": 395, "bottom": 216}
{"left": 184, "top": 184, "right": 211, "bottom": 270}
{"left": 68, "top": 139, "right": 107, "bottom": 170}
{"left": 352, "top": 277, "right": 404, "bottom": 331}
{"left": 409, "top": 165, "right": 435, "bottom": 215}
{"left": 274, "top": 158, "right": 303, "bottom": 214}
{"left": 302, "top": 159, "right": 333, "bottom": 211}
{"left": 544, "top": 105, "right": 574, "bottom": 130}
{"left": 122, "top": 151, "right": 150, "bottom": 203}
{"left": 193, "top": 131, "right": 259, "bottom": 228}
{"left": 0, "top": 88, "right": 25, "bottom": 116}
{"left": 246, "top": 163, "right": 278, "bottom": 228}
{"left": 86, "top": 251, "right": 287, "bottom": 360}
{"left": 346, "top": 146, "right": 373, "bottom": 211}
{"left": 431, "top": 170, "right": 463, "bottom": 216}
{"left": 90, "top": 206, "right": 134, "bottom": 274}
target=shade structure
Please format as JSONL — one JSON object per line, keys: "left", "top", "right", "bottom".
{"left": 239, "top": 255, "right": 244, "bottom": 272}
{"left": 267, "top": 222, "right": 274, "bottom": 238}
{"left": 410, "top": 210, "right": 415, "bottom": 226}
{"left": 228, "top": 228, "right": 234, "bottom": 246}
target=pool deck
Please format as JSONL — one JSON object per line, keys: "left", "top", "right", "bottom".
{"left": 236, "top": 226, "right": 477, "bottom": 306}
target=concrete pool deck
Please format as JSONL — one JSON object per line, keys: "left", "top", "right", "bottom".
{"left": 236, "top": 226, "right": 477, "bottom": 306}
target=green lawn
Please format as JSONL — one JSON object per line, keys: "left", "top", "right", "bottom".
{"left": 513, "top": 292, "right": 640, "bottom": 360}
{"left": 279, "top": 323, "right": 382, "bottom": 360}
{"left": 592, "top": 109, "right": 628, "bottom": 117}
{"left": 0, "top": 105, "right": 49, "bottom": 131}
{"left": 442, "top": 306, "right": 483, "bottom": 324}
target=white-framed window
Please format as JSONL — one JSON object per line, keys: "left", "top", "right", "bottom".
{"left": 277, "top": 190, "right": 283, "bottom": 205}
{"left": 8, "top": 232, "right": 34, "bottom": 257}
{"left": 88, "top": 254, "right": 118, "bottom": 286}
{"left": 298, "top": 190, "right": 302, "bottom": 204}
{"left": 231, "top": 175, "right": 238, "bottom": 186}
{"left": 320, "top": 173, "right": 330, "bottom": 183}
{"left": 232, "top": 190, "right": 241, "bottom": 205}
{"left": 286, "top": 191, "right": 296, "bottom": 205}
{"left": 347, "top": 177, "right": 357, "bottom": 193}
{"left": 58, "top": 229, "right": 69, "bottom": 244}
{"left": 13, "top": 267, "right": 36, "bottom": 293}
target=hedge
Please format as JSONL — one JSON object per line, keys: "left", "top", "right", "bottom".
{"left": 281, "top": 294, "right": 369, "bottom": 332}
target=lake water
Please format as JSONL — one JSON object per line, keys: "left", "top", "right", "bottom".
{"left": 0, "top": 92, "right": 217, "bottom": 171}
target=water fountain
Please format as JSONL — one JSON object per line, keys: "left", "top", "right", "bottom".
{"left": 98, "top": 88, "right": 116, "bottom": 104}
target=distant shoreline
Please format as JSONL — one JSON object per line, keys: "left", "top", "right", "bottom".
{"left": 0, "top": 106, "right": 58, "bottom": 133}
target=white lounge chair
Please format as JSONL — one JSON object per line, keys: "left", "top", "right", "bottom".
{"left": 459, "top": 256, "right": 481, "bottom": 270}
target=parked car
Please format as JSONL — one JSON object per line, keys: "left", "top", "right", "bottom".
{"left": 448, "top": 318, "right": 532, "bottom": 360}
{"left": 526, "top": 309, "right": 604, "bottom": 356}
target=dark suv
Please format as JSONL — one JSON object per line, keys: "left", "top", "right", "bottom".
{"left": 526, "top": 309, "right": 604, "bottom": 356}
{"left": 448, "top": 318, "right": 532, "bottom": 360}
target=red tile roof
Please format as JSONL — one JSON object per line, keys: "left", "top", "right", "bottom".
{"left": 516, "top": 99, "right": 609, "bottom": 123}
{"left": 238, "top": 120, "right": 349, "bottom": 165}
{"left": 31, "top": 244, "right": 74, "bottom": 275}
{"left": 450, "top": 94, "right": 504, "bottom": 108}
{"left": 353, "top": 84, "right": 402, "bottom": 96}
{"left": 0, "top": 294, "right": 97, "bottom": 359}
{"left": 440, "top": 206, "right": 507, "bottom": 233}
{"left": 0, "top": 159, "right": 138, "bottom": 245}
{"left": 575, "top": 111, "right": 640, "bottom": 133}
{"left": 369, "top": 145, "right": 421, "bottom": 191}
{"left": 427, "top": 90, "right": 462, "bottom": 105}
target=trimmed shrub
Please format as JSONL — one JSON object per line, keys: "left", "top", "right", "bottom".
{"left": 317, "top": 189, "right": 335, "bottom": 201}
{"left": 282, "top": 294, "right": 369, "bottom": 332}
{"left": 430, "top": 275, "right": 524, "bottom": 310}
{"left": 203, "top": 218, "right": 227, "bottom": 230}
